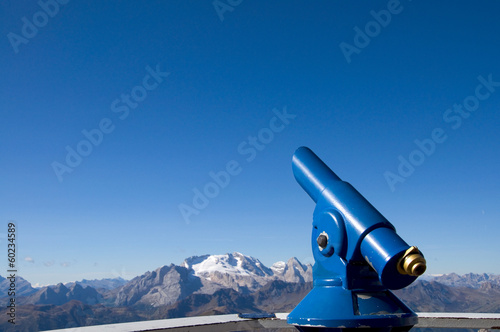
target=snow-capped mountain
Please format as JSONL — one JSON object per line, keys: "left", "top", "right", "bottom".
{"left": 181, "top": 252, "right": 312, "bottom": 291}
{"left": 182, "top": 252, "right": 273, "bottom": 279}
{"left": 180, "top": 252, "right": 277, "bottom": 293}
{"left": 180, "top": 252, "right": 309, "bottom": 294}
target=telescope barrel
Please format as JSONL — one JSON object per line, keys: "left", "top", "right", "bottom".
{"left": 292, "top": 147, "right": 341, "bottom": 203}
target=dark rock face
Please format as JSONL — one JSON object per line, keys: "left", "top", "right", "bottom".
{"left": 114, "top": 264, "right": 203, "bottom": 307}
{"left": 0, "top": 276, "right": 37, "bottom": 298}
{"left": 394, "top": 280, "right": 500, "bottom": 312}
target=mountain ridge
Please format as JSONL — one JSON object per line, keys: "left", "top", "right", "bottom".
{"left": 2, "top": 255, "right": 500, "bottom": 300}
{"left": 2, "top": 254, "right": 500, "bottom": 300}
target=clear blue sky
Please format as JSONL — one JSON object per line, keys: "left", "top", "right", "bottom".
{"left": 1, "top": 1, "right": 499, "bottom": 286}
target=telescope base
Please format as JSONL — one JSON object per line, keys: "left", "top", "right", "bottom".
{"left": 287, "top": 280, "right": 417, "bottom": 331}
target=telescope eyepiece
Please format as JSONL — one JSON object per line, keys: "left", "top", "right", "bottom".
{"left": 398, "top": 246, "right": 427, "bottom": 277}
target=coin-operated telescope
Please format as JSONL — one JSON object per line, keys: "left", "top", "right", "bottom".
{"left": 287, "top": 147, "right": 426, "bottom": 332}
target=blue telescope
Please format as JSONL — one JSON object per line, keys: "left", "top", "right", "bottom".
{"left": 287, "top": 147, "right": 426, "bottom": 332}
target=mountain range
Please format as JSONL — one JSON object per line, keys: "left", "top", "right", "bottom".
{"left": 113, "top": 252, "right": 311, "bottom": 308}
{"left": 65, "top": 277, "right": 128, "bottom": 291}
{"left": 1, "top": 252, "right": 499, "bottom": 331}
{"left": 425, "top": 272, "right": 500, "bottom": 289}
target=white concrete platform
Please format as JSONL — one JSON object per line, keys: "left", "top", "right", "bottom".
{"left": 45, "top": 312, "right": 500, "bottom": 331}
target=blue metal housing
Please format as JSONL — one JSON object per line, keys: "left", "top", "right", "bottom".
{"left": 287, "top": 147, "right": 422, "bottom": 331}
